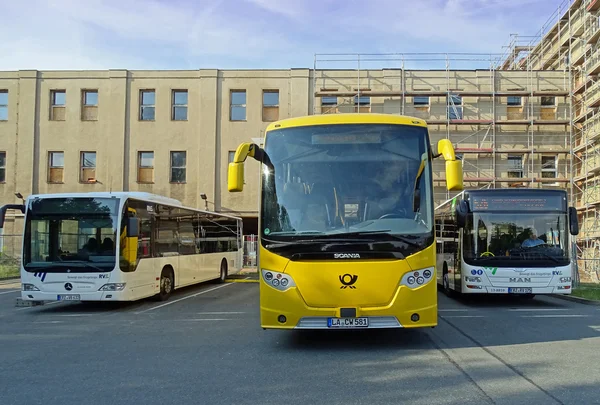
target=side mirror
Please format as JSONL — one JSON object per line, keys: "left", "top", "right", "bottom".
{"left": 228, "top": 162, "right": 245, "bottom": 192}
{"left": 568, "top": 207, "right": 579, "bottom": 236}
{"left": 0, "top": 204, "right": 25, "bottom": 229}
{"left": 445, "top": 160, "right": 464, "bottom": 191}
{"left": 455, "top": 200, "right": 469, "bottom": 228}
{"left": 127, "top": 217, "right": 139, "bottom": 237}
{"left": 437, "top": 139, "right": 463, "bottom": 191}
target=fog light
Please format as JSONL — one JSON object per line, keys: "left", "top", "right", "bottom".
{"left": 411, "top": 313, "right": 420, "bottom": 322}
{"left": 278, "top": 315, "right": 287, "bottom": 323}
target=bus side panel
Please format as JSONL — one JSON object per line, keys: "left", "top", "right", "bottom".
{"left": 126, "top": 257, "right": 160, "bottom": 300}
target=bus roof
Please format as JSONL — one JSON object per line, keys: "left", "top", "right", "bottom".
{"left": 265, "top": 113, "right": 427, "bottom": 132}
{"left": 25, "top": 192, "right": 244, "bottom": 220}
{"left": 26, "top": 191, "right": 183, "bottom": 206}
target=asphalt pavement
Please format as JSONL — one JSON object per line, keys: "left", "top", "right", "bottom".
{"left": 0, "top": 279, "right": 599, "bottom": 405}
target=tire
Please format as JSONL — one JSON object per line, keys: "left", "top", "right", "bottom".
{"left": 157, "top": 267, "right": 174, "bottom": 301}
{"left": 218, "top": 259, "right": 228, "bottom": 283}
{"left": 442, "top": 263, "right": 454, "bottom": 297}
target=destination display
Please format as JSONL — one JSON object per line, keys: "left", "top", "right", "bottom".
{"left": 469, "top": 194, "right": 566, "bottom": 212}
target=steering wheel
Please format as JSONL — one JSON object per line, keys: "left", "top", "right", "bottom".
{"left": 480, "top": 251, "right": 495, "bottom": 257}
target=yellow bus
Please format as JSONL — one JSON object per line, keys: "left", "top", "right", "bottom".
{"left": 228, "top": 113, "right": 463, "bottom": 330}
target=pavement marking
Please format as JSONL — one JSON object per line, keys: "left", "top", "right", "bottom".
{"left": 197, "top": 311, "right": 247, "bottom": 315}
{"left": 521, "top": 314, "right": 589, "bottom": 318}
{"left": 176, "top": 318, "right": 232, "bottom": 321}
{"left": 442, "top": 315, "right": 486, "bottom": 318}
{"left": 15, "top": 301, "right": 62, "bottom": 311}
{"left": 56, "top": 314, "right": 95, "bottom": 317}
{"left": 0, "top": 289, "right": 19, "bottom": 295}
{"left": 136, "top": 283, "right": 233, "bottom": 314}
{"left": 508, "top": 308, "right": 569, "bottom": 312}
{"left": 439, "top": 309, "right": 471, "bottom": 312}
{"left": 225, "top": 279, "right": 258, "bottom": 283}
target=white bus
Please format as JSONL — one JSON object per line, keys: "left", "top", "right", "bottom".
{"left": 0, "top": 192, "right": 243, "bottom": 302}
{"left": 435, "top": 188, "right": 579, "bottom": 298}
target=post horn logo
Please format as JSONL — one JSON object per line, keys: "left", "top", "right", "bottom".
{"left": 339, "top": 274, "right": 358, "bottom": 289}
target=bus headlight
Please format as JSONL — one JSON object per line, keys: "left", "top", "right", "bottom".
{"left": 261, "top": 269, "right": 295, "bottom": 292}
{"left": 400, "top": 267, "right": 434, "bottom": 289}
{"left": 22, "top": 284, "right": 40, "bottom": 291}
{"left": 98, "top": 283, "right": 126, "bottom": 291}
{"left": 560, "top": 277, "right": 572, "bottom": 283}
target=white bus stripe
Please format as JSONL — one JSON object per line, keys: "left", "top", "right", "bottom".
{"left": 136, "top": 283, "right": 233, "bottom": 313}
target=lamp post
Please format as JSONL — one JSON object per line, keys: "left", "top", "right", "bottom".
{"left": 200, "top": 193, "right": 208, "bottom": 211}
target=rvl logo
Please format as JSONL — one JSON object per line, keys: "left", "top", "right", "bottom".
{"left": 552, "top": 271, "right": 562, "bottom": 275}
{"left": 339, "top": 274, "right": 358, "bottom": 289}
{"left": 99, "top": 274, "right": 109, "bottom": 279}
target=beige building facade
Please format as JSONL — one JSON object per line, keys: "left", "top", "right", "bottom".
{"left": 0, "top": 67, "right": 571, "bottom": 238}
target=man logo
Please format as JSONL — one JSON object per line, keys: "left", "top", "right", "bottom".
{"left": 339, "top": 274, "right": 358, "bottom": 289}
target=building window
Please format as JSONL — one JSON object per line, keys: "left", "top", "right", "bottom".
{"left": 50, "top": 90, "right": 66, "bottom": 121}
{"left": 230, "top": 90, "right": 246, "bottom": 121}
{"left": 0, "top": 152, "right": 5, "bottom": 183}
{"left": 354, "top": 95, "right": 370, "bottom": 113}
{"left": 140, "top": 90, "right": 155, "bottom": 121}
{"left": 170, "top": 151, "right": 186, "bottom": 183}
{"left": 447, "top": 94, "right": 463, "bottom": 119}
{"left": 172, "top": 90, "right": 188, "bottom": 121}
{"left": 321, "top": 96, "right": 337, "bottom": 114}
{"left": 507, "top": 96, "right": 522, "bottom": 106}
{"left": 228, "top": 151, "right": 236, "bottom": 163}
{"left": 81, "top": 90, "right": 98, "bottom": 121}
{"left": 413, "top": 96, "right": 429, "bottom": 106}
{"left": 80, "top": 151, "right": 97, "bottom": 183}
{"left": 541, "top": 96, "right": 556, "bottom": 106}
{"left": 507, "top": 155, "right": 523, "bottom": 178}
{"left": 138, "top": 151, "right": 154, "bottom": 183}
{"left": 541, "top": 155, "right": 557, "bottom": 178}
{"left": 262, "top": 90, "right": 279, "bottom": 122}
{"left": 48, "top": 151, "right": 64, "bottom": 183}
{"left": 0, "top": 90, "right": 8, "bottom": 121}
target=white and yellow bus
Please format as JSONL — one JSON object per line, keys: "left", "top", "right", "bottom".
{"left": 228, "top": 113, "right": 463, "bottom": 330}
{"left": 435, "top": 188, "right": 579, "bottom": 298}
{"left": 0, "top": 192, "right": 243, "bottom": 302}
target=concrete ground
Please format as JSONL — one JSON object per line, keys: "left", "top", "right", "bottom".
{"left": 0, "top": 278, "right": 599, "bottom": 405}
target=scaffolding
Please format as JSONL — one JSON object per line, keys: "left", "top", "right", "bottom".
{"left": 311, "top": 53, "right": 571, "bottom": 208}
{"left": 483, "top": 0, "right": 600, "bottom": 282}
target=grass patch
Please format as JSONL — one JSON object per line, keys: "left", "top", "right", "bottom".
{"left": 0, "top": 264, "right": 19, "bottom": 279}
{"left": 572, "top": 283, "right": 600, "bottom": 301}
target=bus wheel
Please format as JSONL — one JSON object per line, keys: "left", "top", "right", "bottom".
{"left": 158, "top": 268, "right": 174, "bottom": 301}
{"left": 218, "top": 259, "right": 228, "bottom": 283}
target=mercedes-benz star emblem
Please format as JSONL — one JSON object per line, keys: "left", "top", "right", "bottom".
{"left": 64, "top": 283, "right": 73, "bottom": 291}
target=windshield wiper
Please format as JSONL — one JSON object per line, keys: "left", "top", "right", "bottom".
{"left": 56, "top": 260, "right": 106, "bottom": 272}
{"left": 332, "top": 230, "right": 423, "bottom": 248}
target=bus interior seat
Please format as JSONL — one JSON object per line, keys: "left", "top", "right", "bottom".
{"left": 301, "top": 188, "right": 332, "bottom": 232}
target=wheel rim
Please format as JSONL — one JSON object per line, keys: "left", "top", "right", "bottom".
{"left": 162, "top": 275, "right": 172, "bottom": 294}
{"left": 221, "top": 263, "right": 226, "bottom": 280}
{"left": 443, "top": 273, "right": 449, "bottom": 290}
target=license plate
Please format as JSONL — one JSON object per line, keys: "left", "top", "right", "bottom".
{"left": 508, "top": 287, "right": 532, "bottom": 294}
{"left": 57, "top": 294, "right": 80, "bottom": 301}
{"left": 327, "top": 317, "right": 369, "bottom": 328}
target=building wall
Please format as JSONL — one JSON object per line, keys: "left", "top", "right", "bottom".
{"left": 0, "top": 68, "right": 571, "bottom": 223}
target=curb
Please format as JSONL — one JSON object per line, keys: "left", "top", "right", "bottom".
{"left": 0, "top": 276, "right": 20, "bottom": 283}
{"left": 551, "top": 294, "right": 600, "bottom": 306}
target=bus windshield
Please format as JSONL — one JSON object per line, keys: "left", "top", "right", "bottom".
{"left": 23, "top": 197, "right": 120, "bottom": 272}
{"left": 463, "top": 212, "right": 570, "bottom": 266}
{"left": 260, "top": 123, "right": 433, "bottom": 246}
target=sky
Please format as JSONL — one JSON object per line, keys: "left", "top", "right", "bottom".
{"left": 0, "top": 0, "right": 568, "bottom": 71}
